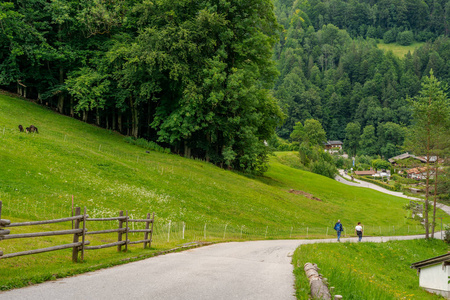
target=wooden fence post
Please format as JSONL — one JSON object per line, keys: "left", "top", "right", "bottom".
{"left": 117, "top": 211, "right": 123, "bottom": 252}
{"left": 0, "top": 200, "right": 4, "bottom": 258}
{"left": 125, "top": 210, "right": 129, "bottom": 252}
{"left": 144, "top": 213, "right": 151, "bottom": 249}
{"left": 149, "top": 212, "right": 154, "bottom": 248}
{"left": 81, "top": 207, "right": 87, "bottom": 261}
{"left": 72, "top": 207, "right": 81, "bottom": 263}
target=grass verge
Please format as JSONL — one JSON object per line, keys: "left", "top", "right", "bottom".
{"left": 293, "top": 239, "right": 448, "bottom": 299}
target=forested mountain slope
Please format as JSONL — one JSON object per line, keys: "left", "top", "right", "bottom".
{"left": 272, "top": 0, "right": 450, "bottom": 158}
{"left": 2, "top": 0, "right": 450, "bottom": 169}
{"left": 0, "top": 0, "right": 283, "bottom": 173}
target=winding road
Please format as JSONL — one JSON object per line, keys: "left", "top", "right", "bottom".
{"left": 0, "top": 235, "right": 437, "bottom": 300}
{"left": 335, "top": 169, "right": 450, "bottom": 215}
{"left": 1, "top": 172, "right": 448, "bottom": 300}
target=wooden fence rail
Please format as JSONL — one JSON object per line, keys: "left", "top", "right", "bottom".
{"left": 0, "top": 201, "right": 155, "bottom": 262}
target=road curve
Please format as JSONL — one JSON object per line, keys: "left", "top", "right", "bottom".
{"left": 335, "top": 169, "right": 450, "bottom": 216}
{"left": 0, "top": 234, "right": 435, "bottom": 300}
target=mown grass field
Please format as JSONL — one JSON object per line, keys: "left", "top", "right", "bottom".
{"left": 293, "top": 239, "right": 448, "bottom": 299}
{"left": 377, "top": 42, "right": 425, "bottom": 58}
{"left": 0, "top": 91, "right": 449, "bottom": 294}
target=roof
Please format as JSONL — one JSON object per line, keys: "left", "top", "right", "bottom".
{"left": 411, "top": 253, "right": 450, "bottom": 269}
{"left": 417, "top": 156, "right": 438, "bottom": 163}
{"left": 327, "top": 140, "right": 343, "bottom": 145}
{"left": 406, "top": 167, "right": 435, "bottom": 174}
{"left": 354, "top": 170, "right": 376, "bottom": 175}
{"left": 388, "top": 152, "right": 427, "bottom": 163}
{"left": 406, "top": 167, "right": 428, "bottom": 174}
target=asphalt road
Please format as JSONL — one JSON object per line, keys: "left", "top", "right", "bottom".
{"left": 335, "top": 169, "right": 450, "bottom": 215}
{"left": 0, "top": 235, "right": 435, "bottom": 300}
{"left": 1, "top": 172, "right": 446, "bottom": 300}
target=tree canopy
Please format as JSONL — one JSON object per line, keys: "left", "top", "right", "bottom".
{"left": 0, "top": 0, "right": 284, "bottom": 173}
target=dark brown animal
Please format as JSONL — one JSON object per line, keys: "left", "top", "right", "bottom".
{"left": 29, "top": 125, "right": 38, "bottom": 133}
{"left": 25, "top": 127, "right": 30, "bottom": 133}
{"left": 18, "top": 125, "right": 24, "bottom": 132}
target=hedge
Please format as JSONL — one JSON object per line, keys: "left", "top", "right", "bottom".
{"left": 354, "top": 175, "right": 398, "bottom": 191}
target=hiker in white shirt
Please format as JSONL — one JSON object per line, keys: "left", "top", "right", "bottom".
{"left": 355, "top": 222, "right": 363, "bottom": 242}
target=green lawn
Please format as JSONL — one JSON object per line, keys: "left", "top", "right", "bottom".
{"left": 377, "top": 42, "right": 425, "bottom": 58}
{"left": 293, "top": 239, "right": 448, "bottom": 299}
{"left": 0, "top": 92, "right": 449, "bottom": 292}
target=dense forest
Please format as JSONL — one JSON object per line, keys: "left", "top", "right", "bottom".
{"left": 272, "top": 0, "right": 450, "bottom": 159}
{"left": 1, "top": 0, "right": 450, "bottom": 172}
{"left": 0, "top": 0, "right": 284, "bottom": 173}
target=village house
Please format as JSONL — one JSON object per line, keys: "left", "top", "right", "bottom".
{"left": 324, "top": 140, "right": 343, "bottom": 153}
{"left": 354, "top": 170, "right": 376, "bottom": 176}
{"left": 388, "top": 152, "right": 427, "bottom": 165}
{"left": 406, "top": 167, "right": 435, "bottom": 180}
{"left": 389, "top": 152, "right": 440, "bottom": 166}
{"left": 411, "top": 253, "right": 450, "bottom": 298}
{"left": 354, "top": 169, "right": 391, "bottom": 179}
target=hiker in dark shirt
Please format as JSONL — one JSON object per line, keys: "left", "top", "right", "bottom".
{"left": 334, "top": 220, "right": 344, "bottom": 242}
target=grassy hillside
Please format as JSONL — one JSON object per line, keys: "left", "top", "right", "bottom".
{"left": 294, "top": 239, "right": 448, "bottom": 299}
{"left": 0, "top": 91, "right": 448, "bottom": 290}
{"left": 1, "top": 91, "right": 433, "bottom": 230}
{"left": 377, "top": 42, "right": 425, "bottom": 58}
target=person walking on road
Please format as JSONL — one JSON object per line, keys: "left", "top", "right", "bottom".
{"left": 334, "top": 220, "right": 344, "bottom": 242}
{"left": 355, "top": 222, "right": 363, "bottom": 242}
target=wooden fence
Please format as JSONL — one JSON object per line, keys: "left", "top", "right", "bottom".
{"left": 0, "top": 201, "right": 154, "bottom": 262}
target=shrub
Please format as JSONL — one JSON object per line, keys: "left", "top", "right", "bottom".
{"left": 383, "top": 29, "right": 397, "bottom": 43}
{"left": 394, "top": 182, "right": 402, "bottom": 191}
{"left": 416, "top": 30, "right": 435, "bottom": 42}
{"left": 355, "top": 175, "right": 397, "bottom": 191}
{"left": 392, "top": 174, "right": 417, "bottom": 184}
{"left": 444, "top": 225, "right": 450, "bottom": 244}
{"left": 310, "top": 160, "right": 337, "bottom": 179}
{"left": 397, "top": 30, "right": 414, "bottom": 45}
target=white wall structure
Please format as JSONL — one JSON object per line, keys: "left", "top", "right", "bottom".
{"left": 411, "top": 253, "right": 450, "bottom": 299}
{"left": 419, "top": 264, "right": 450, "bottom": 298}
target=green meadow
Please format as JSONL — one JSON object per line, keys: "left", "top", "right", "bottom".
{"left": 294, "top": 239, "right": 448, "bottom": 299}
{"left": 0, "top": 92, "right": 449, "bottom": 294}
{"left": 377, "top": 42, "right": 425, "bottom": 58}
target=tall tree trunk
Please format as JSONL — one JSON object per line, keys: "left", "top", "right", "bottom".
{"left": 118, "top": 113, "right": 122, "bottom": 133}
{"left": 432, "top": 157, "right": 439, "bottom": 238}
{"left": 127, "top": 115, "right": 130, "bottom": 136}
{"left": 69, "top": 96, "right": 74, "bottom": 117}
{"left": 184, "top": 143, "right": 191, "bottom": 158}
{"left": 57, "top": 23, "right": 64, "bottom": 114}
{"left": 83, "top": 110, "right": 89, "bottom": 122}
{"left": 96, "top": 107, "right": 100, "bottom": 126}
{"left": 112, "top": 109, "right": 116, "bottom": 131}
{"left": 130, "top": 97, "right": 139, "bottom": 138}
{"left": 147, "top": 100, "right": 152, "bottom": 137}
{"left": 425, "top": 100, "right": 431, "bottom": 239}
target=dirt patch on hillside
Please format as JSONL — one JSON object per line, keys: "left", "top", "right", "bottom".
{"left": 288, "top": 189, "right": 322, "bottom": 201}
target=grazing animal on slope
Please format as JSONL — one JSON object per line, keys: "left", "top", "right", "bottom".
{"left": 29, "top": 125, "right": 38, "bottom": 133}
{"left": 18, "top": 125, "right": 24, "bottom": 132}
